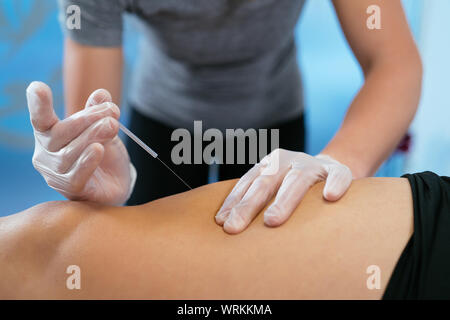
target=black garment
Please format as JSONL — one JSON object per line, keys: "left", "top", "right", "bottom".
{"left": 384, "top": 172, "right": 450, "bottom": 299}
{"left": 125, "top": 107, "right": 305, "bottom": 205}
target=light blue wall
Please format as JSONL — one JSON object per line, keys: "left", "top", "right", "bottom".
{"left": 297, "top": 0, "right": 423, "bottom": 177}
{"left": 297, "top": 0, "right": 364, "bottom": 156}
{"left": 405, "top": 0, "right": 450, "bottom": 176}
{"left": 0, "top": 0, "right": 427, "bottom": 216}
{"left": 0, "top": 1, "right": 65, "bottom": 217}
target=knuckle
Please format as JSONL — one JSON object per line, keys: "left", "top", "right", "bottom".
{"left": 292, "top": 161, "right": 317, "bottom": 172}
{"left": 261, "top": 148, "right": 282, "bottom": 163}
{"left": 269, "top": 148, "right": 282, "bottom": 158}
{"left": 289, "top": 165, "right": 319, "bottom": 183}
{"left": 290, "top": 165, "right": 307, "bottom": 176}
{"left": 286, "top": 168, "right": 302, "bottom": 180}
{"left": 102, "top": 102, "right": 120, "bottom": 119}
{"left": 253, "top": 175, "right": 272, "bottom": 189}
{"left": 271, "top": 148, "right": 281, "bottom": 155}
{"left": 302, "top": 169, "right": 319, "bottom": 182}
{"left": 325, "top": 188, "right": 340, "bottom": 199}
{"left": 325, "top": 163, "right": 339, "bottom": 171}
{"left": 55, "top": 161, "right": 66, "bottom": 174}
{"left": 96, "top": 117, "right": 118, "bottom": 140}
{"left": 259, "top": 156, "right": 270, "bottom": 168}
{"left": 55, "top": 149, "right": 72, "bottom": 173}
{"left": 271, "top": 148, "right": 285, "bottom": 154}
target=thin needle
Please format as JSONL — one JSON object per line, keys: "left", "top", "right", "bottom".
{"left": 119, "top": 123, "right": 192, "bottom": 190}
{"left": 119, "top": 123, "right": 158, "bottom": 158}
{"left": 156, "top": 157, "right": 192, "bottom": 190}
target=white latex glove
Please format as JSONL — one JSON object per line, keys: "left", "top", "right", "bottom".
{"left": 26, "top": 81, "right": 136, "bottom": 205}
{"left": 215, "top": 149, "right": 353, "bottom": 234}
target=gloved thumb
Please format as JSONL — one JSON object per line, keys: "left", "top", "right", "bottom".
{"left": 26, "top": 81, "right": 59, "bottom": 132}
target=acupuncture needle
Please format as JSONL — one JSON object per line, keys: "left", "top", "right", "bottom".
{"left": 119, "top": 123, "right": 192, "bottom": 190}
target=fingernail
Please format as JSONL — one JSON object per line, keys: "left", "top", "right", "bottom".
{"left": 323, "top": 187, "right": 340, "bottom": 201}
{"left": 107, "top": 103, "right": 120, "bottom": 119}
{"left": 26, "top": 87, "right": 40, "bottom": 105}
{"left": 215, "top": 209, "right": 228, "bottom": 223}
{"left": 88, "top": 92, "right": 107, "bottom": 106}
{"left": 87, "top": 98, "right": 97, "bottom": 106}
{"left": 264, "top": 205, "right": 281, "bottom": 226}
{"left": 225, "top": 208, "right": 244, "bottom": 231}
{"left": 216, "top": 211, "right": 225, "bottom": 220}
{"left": 106, "top": 117, "right": 114, "bottom": 130}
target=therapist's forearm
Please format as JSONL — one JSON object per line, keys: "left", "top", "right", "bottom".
{"left": 321, "top": 56, "right": 422, "bottom": 178}
{"left": 63, "top": 38, "right": 123, "bottom": 116}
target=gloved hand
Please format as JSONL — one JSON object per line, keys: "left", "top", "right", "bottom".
{"left": 215, "top": 149, "right": 353, "bottom": 234}
{"left": 26, "top": 81, "right": 136, "bottom": 205}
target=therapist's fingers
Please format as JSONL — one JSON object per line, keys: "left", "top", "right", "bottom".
{"left": 26, "top": 81, "right": 59, "bottom": 132}
{"left": 322, "top": 163, "right": 353, "bottom": 201}
{"left": 85, "top": 88, "right": 112, "bottom": 108}
{"left": 48, "top": 117, "right": 119, "bottom": 174}
{"left": 264, "top": 165, "right": 321, "bottom": 227}
{"left": 64, "top": 143, "right": 105, "bottom": 196}
{"left": 223, "top": 171, "right": 283, "bottom": 234}
{"left": 43, "top": 142, "right": 104, "bottom": 194}
{"left": 215, "top": 163, "right": 264, "bottom": 225}
{"left": 45, "top": 102, "right": 120, "bottom": 152}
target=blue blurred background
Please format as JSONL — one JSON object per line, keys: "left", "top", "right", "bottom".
{"left": 0, "top": 0, "right": 449, "bottom": 216}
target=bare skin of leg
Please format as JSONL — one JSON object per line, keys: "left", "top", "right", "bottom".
{"left": 0, "top": 178, "right": 413, "bottom": 299}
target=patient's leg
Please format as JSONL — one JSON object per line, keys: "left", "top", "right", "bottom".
{"left": 0, "top": 178, "right": 413, "bottom": 299}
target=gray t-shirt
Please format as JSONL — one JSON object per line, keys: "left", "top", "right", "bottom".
{"left": 58, "top": 0, "right": 306, "bottom": 131}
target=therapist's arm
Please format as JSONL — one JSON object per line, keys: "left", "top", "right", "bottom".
{"left": 64, "top": 38, "right": 123, "bottom": 116}
{"left": 26, "top": 37, "right": 134, "bottom": 205}
{"left": 323, "top": 0, "right": 423, "bottom": 178}
{"left": 216, "top": 0, "right": 421, "bottom": 234}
